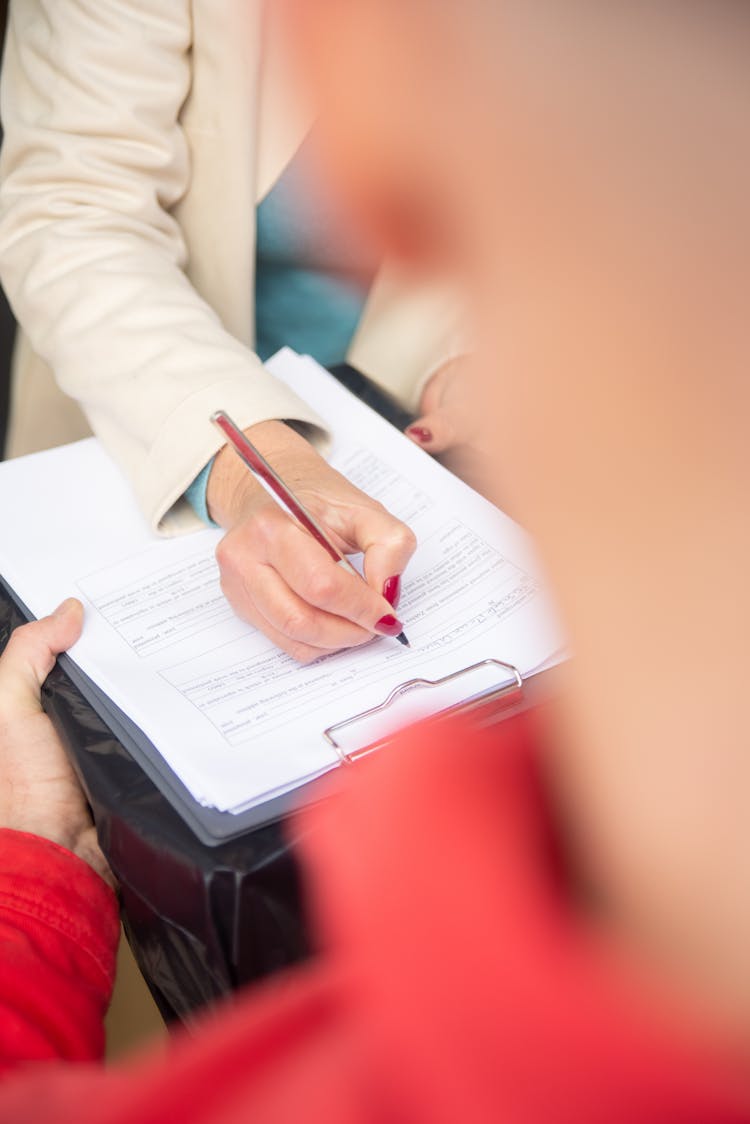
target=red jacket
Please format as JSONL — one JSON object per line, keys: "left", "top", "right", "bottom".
{"left": 0, "top": 713, "right": 747, "bottom": 1123}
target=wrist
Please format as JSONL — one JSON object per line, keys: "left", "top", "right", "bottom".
{"left": 3, "top": 816, "right": 114, "bottom": 888}
{"left": 206, "top": 419, "right": 315, "bottom": 528}
{"left": 70, "top": 825, "right": 117, "bottom": 889}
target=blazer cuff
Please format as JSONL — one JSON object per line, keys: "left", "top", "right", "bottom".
{"left": 183, "top": 458, "right": 218, "bottom": 527}
{"left": 136, "top": 376, "right": 330, "bottom": 536}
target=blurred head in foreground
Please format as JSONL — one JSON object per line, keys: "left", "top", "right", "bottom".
{"left": 282, "top": 0, "right": 750, "bottom": 1036}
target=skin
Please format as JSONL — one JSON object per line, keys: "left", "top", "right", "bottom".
{"left": 3, "top": 0, "right": 750, "bottom": 1052}
{"left": 206, "top": 419, "right": 415, "bottom": 662}
{"left": 282, "top": 0, "right": 750, "bottom": 1038}
{"left": 0, "top": 599, "right": 112, "bottom": 886}
{"left": 206, "top": 366, "right": 477, "bottom": 662}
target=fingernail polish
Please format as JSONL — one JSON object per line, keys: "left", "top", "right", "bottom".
{"left": 374, "top": 614, "right": 405, "bottom": 638}
{"left": 383, "top": 575, "right": 401, "bottom": 608}
{"left": 407, "top": 426, "right": 433, "bottom": 444}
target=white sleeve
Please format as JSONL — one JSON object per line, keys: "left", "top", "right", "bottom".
{"left": 0, "top": 0, "right": 327, "bottom": 532}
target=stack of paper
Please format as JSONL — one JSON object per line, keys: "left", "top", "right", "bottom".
{"left": 0, "top": 350, "right": 564, "bottom": 815}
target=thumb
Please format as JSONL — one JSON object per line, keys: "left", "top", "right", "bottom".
{"left": 406, "top": 408, "right": 461, "bottom": 455}
{"left": 0, "top": 599, "right": 84, "bottom": 710}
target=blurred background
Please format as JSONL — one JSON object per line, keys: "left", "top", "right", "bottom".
{"left": 0, "top": 286, "right": 13, "bottom": 455}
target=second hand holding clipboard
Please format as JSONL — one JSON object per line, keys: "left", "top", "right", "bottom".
{"left": 211, "top": 410, "right": 411, "bottom": 648}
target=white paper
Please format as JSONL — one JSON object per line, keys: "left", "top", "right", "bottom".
{"left": 0, "top": 350, "right": 565, "bottom": 813}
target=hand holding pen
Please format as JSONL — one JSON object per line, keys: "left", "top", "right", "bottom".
{"left": 206, "top": 415, "right": 415, "bottom": 662}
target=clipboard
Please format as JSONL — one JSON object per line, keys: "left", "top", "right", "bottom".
{"left": 85, "top": 653, "right": 528, "bottom": 844}
{"left": 324, "top": 658, "right": 524, "bottom": 764}
{"left": 81, "top": 639, "right": 528, "bottom": 844}
{"left": 127, "top": 651, "right": 521, "bottom": 845}
{"left": 1, "top": 569, "right": 533, "bottom": 845}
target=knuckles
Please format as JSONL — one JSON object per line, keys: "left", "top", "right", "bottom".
{"left": 213, "top": 502, "right": 415, "bottom": 661}
{"left": 215, "top": 529, "right": 257, "bottom": 579}
{"left": 252, "top": 505, "right": 287, "bottom": 548}
{"left": 215, "top": 508, "right": 284, "bottom": 574}
{"left": 304, "top": 566, "right": 341, "bottom": 607}
{"left": 2, "top": 628, "right": 33, "bottom": 665}
{"left": 215, "top": 533, "right": 239, "bottom": 576}
{"left": 278, "top": 606, "right": 315, "bottom": 642}
{"left": 395, "top": 524, "right": 418, "bottom": 556}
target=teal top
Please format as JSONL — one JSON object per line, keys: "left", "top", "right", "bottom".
{"left": 185, "top": 146, "right": 375, "bottom": 523}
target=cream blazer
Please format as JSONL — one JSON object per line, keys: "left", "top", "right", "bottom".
{"left": 0, "top": 1, "right": 459, "bottom": 533}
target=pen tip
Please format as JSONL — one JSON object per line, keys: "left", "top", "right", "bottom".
{"left": 396, "top": 631, "right": 411, "bottom": 648}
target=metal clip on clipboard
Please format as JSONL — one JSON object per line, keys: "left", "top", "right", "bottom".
{"left": 323, "top": 658, "right": 524, "bottom": 765}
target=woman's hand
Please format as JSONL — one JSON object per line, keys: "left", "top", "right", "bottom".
{"left": 406, "top": 358, "right": 477, "bottom": 454}
{"left": 407, "top": 358, "right": 499, "bottom": 502}
{"left": 0, "top": 600, "right": 113, "bottom": 885}
{"left": 207, "top": 421, "right": 417, "bottom": 662}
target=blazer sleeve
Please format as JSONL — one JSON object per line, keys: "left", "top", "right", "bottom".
{"left": 0, "top": 0, "right": 328, "bottom": 533}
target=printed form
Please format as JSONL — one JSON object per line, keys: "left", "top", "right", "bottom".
{"left": 0, "top": 351, "right": 564, "bottom": 813}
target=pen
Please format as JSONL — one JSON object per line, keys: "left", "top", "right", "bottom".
{"left": 210, "top": 410, "right": 410, "bottom": 648}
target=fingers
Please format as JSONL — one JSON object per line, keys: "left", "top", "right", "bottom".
{"left": 407, "top": 363, "right": 456, "bottom": 452}
{"left": 216, "top": 505, "right": 411, "bottom": 661}
{"left": 211, "top": 421, "right": 419, "bottom": 659}
{"left": 0, "top": 600, "right": 83, "bottom": 713}
{"left": 345, "top": 502, "right": 417, "bottom": 600}
{"left": 406, "top": 358, "right": 475, "bottom": 454}
{"left": 274, "top": 518, "right": 405, "bottom": 630}
{"left": 236, "top": 562, "right": 373, "bottom": 660}
{"left": 406, "top": 410, "right": 461, "bottom": 454}
{"left": 220, "top": 586, "right": 331, "bottom": 664}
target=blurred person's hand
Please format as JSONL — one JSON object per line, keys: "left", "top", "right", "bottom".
{"left": 406, "top": 357, "right": 504, "bottom": 504}
{"left": 207, "top": 420, "right": 416, "bottom": 662}
{"left": 0, "top": 600, "right": 113, "bottom": 886}
{"left": 406, "top": 358, "right": 475, "bottom": 454}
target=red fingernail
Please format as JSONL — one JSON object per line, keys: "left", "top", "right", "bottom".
{"left": 407, "top": 426, "right": 433, "bottom": 444}
{"left": 383, "top": 575, "right": 401, "bottom": 609}
{"left": 374, "top": 614, "right": 405, "bottom": 637}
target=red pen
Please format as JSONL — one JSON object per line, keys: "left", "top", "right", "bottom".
{"left": 210, "top": 410, "right": 410, "bottom": 647}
